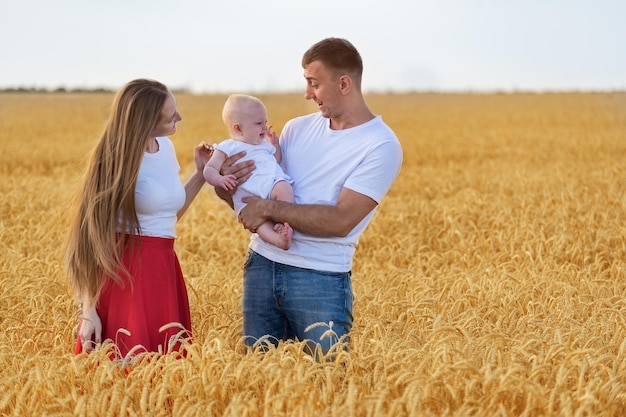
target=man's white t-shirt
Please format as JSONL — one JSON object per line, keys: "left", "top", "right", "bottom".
{"left": 249, "top": 112, "right": 403, "bottom": 272}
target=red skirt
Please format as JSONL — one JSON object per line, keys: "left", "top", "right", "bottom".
{"left": 75, "top": 236, "right": 192, "bottom": 359}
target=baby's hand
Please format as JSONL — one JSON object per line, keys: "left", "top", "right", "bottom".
{"left": 219, "top": 174, "right": 238, "bottom": 190}
{"left": 266, "top": 126, "right": 279, "bottom": 145}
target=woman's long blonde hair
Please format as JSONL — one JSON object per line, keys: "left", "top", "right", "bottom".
{"left": 64, "top": 79, "right": 169, "bottom": 304}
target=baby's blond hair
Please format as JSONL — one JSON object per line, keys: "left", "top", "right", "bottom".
{"left": 222, "top": 94, "right": 265, "bottom": 137}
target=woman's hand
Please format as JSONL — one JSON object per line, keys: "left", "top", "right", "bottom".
{"left": 194, "top": 142, "right": 214, "bottom": 172}
{"left": 79, "top": 304, "right": 102, "bottom": 352}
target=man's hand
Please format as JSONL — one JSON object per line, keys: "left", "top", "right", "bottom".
{"left": 238, "top": 196, "right": 265, "bottom": 232}
{"left": 221, "top": 150, "right": 255, "bottom": 184}
{"left": 215, "top": 151, "right": 256, "bottom": 208}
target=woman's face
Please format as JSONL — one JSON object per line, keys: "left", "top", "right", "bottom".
{"left": 151, "top": 92, "right": 182, "bottom": 138}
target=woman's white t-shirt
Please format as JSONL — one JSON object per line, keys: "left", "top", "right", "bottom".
{"left": 133, "top": 137, "right": 186, "bottom": 238}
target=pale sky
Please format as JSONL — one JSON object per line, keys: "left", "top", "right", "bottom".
{"left": 1, "top": 0, "right": 624, "bottom": 93}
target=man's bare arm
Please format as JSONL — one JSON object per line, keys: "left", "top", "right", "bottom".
{"left": 239, "top": 188, "right": 377, "bottom": 237}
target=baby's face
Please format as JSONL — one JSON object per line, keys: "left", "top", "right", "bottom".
{"left": 238, "top": 104, "right": 269, "bottom": 145}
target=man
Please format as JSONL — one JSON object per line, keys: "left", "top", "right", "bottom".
{"left": 220, "top": 37, "right": 403, "bottom": 356}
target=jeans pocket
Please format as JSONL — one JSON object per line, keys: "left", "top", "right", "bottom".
{"left": 243, "top": 249, "right": 255, "bottom": 269}
{"left": 344, "top": 273, "right": 354, "bottom": 319}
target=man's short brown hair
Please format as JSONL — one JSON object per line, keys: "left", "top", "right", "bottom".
{"left": 302, "top": 37, "right": 363, "bottom": 84}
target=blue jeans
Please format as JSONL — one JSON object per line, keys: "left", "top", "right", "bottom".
{"left": 242, "top": 250, "right": 354, "bottom": 355}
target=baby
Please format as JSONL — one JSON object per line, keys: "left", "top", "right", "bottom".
{"left": 203, "top": 94, "right": 294, "bottom": 250}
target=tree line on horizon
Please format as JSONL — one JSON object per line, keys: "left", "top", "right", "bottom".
{"left": 0, "top": 86, "right": 194, "bottom": 94}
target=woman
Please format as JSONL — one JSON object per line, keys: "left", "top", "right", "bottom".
{"left": 64, "top": 79, "right": 213, "bottom": 359}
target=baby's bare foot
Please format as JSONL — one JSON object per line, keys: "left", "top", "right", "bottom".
{"left": 274, "top": 222, "right": 293, "bottom": 250}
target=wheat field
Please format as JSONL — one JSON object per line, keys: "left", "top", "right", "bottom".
{"left": 1, "top": 91, "right": 625, "bottom": 416}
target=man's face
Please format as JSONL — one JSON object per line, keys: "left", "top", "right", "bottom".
{"left": 303, "top": 60, "right": 342, "bottom": 119}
